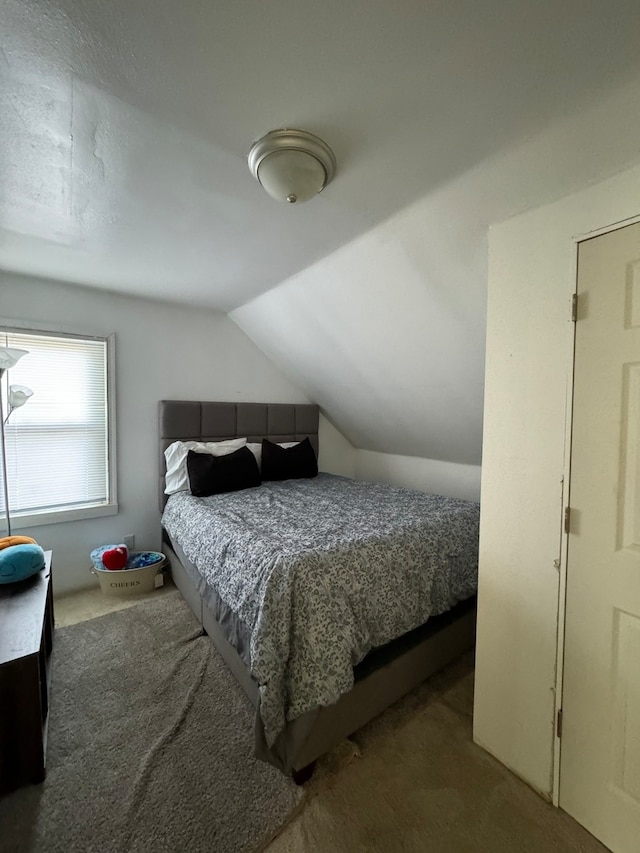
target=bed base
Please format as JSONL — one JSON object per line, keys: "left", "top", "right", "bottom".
{"left": 164, "top": 540, "right": 476, "bottom": 777}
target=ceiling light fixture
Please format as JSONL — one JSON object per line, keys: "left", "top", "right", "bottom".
{"left": 248, "top": 129, "right": 336, "bottom": 204}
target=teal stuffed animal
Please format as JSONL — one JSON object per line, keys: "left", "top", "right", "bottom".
{"left": 0, "top": 544, "right": 46, "bottom": 584}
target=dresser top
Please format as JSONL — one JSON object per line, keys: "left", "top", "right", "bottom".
{"left": 0, "top": 551, "right": 52, "bottom": 665}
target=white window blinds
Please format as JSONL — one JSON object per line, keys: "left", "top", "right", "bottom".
{"left": 1, "top": 329, "right": 110, "bottom": 517}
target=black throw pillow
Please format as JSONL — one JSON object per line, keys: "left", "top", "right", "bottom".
{"left": 261, "top": 437, "right": 318, "bottom": 481}
{"left": 187, "top": 446, "right": 261, "bottom": 497}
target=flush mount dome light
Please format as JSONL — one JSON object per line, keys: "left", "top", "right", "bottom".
{"left": 248, "top": 129, "right": 336, "bottom": 204}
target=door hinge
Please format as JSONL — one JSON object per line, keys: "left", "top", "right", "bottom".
{"left": 556, "top": 709, "right": 563, "bottom": 738}
{"left": 571, "top": 293, "right": 578, "bottom": 322}
{"left": 564, "top": 506, "right": 571, "bottom": 534}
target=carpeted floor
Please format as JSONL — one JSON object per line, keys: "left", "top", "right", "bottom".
{"left": 0, "top": 591, "right": 302, "bottom": 853}
{"left": 266, "top": 656, "right": 609, "bottom": 853}
{"left": 1, "top": 590, "right": 610, "bottom": 853}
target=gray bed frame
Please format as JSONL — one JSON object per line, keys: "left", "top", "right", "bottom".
{"left": 159, "top": 400, "right": 476, "bottom": 779}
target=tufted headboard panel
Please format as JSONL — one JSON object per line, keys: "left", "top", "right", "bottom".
{"left": 158, "top": 400, "right": 319, "bottom": 511}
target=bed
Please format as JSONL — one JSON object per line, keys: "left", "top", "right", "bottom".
{"left": 159, "top": 400, "right": 479, "bottom": 780}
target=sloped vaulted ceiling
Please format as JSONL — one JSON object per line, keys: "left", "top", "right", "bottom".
{"left": 2, "top": 0, "right": 640, "bottom": 464}
{"left": 231, "top": 72, "right": 640, "bottom": 465}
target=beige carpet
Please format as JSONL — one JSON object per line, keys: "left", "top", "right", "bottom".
{"left": 266, "top": 655, "right": 608, "bottom": 853}
{"left": 53, "top": 578, "right": 177, "bottom": 627}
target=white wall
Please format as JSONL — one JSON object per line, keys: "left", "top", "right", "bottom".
{"left": 474, "top": 163, "right": 640, "bottom": 798}
{"left": 356, "top": 451, "right": 480, "bottom": 502}
{"left": 318, "top": 414, "right": 356, "bottom": 478}
{"left": 231, "top": 194, "right": 487, "bottom": 467}
{"left": 319, "top": 418, "right": 479, "bottom": 500}
{"left": 1, "top": 272, "right": 311, "bottom": 594}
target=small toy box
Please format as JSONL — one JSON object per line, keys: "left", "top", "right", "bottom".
{"left": 90, "top": 547, "right": 166, "bottom": 597}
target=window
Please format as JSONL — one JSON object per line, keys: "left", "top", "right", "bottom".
{"left": 0, "top": 328, "right": 116, "bottom": 527}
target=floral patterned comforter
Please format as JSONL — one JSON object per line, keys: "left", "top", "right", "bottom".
{"left": 161, "top": 474, "right": 479, "bottom": 746}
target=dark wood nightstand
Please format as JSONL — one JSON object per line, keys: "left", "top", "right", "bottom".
{"left": 0, "top": 550, "right": 54, "bottom": 794}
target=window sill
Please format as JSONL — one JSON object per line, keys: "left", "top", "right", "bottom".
{"left": 8, "top": 502, "right": 119, "bottom": 530}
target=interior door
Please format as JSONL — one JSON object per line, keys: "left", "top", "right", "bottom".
{"left": 560, "top": 221, "right": 640, "bottom": 852}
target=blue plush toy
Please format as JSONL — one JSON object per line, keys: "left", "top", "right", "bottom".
{"left": 0, "top": 544, "right": 46, "bottom": 584}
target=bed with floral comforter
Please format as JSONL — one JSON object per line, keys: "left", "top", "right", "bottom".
{"left": 161, "top": 473, "right": 479, "bottom": 749}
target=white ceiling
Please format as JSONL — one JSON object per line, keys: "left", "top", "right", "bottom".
{"left": 4, "top": 0, "right": 640, "bottom": 469}
{"left": 3, "top": 0, "right": 640, "bottom": 312}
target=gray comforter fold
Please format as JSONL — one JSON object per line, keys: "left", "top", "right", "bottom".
{"left": 162, "top": 474, "right": 479, "bottom": 746}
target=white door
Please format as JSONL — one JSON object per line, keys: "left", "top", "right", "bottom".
{"left": 561, "top": 221, "right": 640, "bottom": 852}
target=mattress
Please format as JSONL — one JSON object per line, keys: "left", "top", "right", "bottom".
{"left": 161, "top": 473, "right": 480, "bottom": 747}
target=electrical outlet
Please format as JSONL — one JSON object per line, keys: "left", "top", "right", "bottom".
{"left": 123, "top": 534, "right": 135, "bottom": 551}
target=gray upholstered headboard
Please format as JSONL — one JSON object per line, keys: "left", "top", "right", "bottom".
{"left": 158, "top": 400, "right": 320, "bottom": 511}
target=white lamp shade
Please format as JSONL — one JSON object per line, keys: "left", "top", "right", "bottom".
{"left": 0, "top": 347, "right": 29, "bottom": 370}
{"left": 257, "top": 150, "right": 328, "bottom": 204}
{"left": 8, "top": 385, "right": 33, "bottom": 409}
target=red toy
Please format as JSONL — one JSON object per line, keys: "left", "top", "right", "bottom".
{"left": 101, "top": 545, "right": 128, "bottom": 570}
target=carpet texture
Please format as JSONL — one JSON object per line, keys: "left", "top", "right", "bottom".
{"left": 0, "top": 591, "right": 302, "bottom": 853}
{"left": 266, "top": 655, "right": 609, "bottom": 853}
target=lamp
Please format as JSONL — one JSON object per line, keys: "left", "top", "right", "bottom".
{"left": 248, "top": 129, "right": 336, "bottom": 204}
{"left": 7, "top": 385, "right": 33, "bottom": 419}
{"left": 0, "top": 347, "right": 31, "bottom": 535}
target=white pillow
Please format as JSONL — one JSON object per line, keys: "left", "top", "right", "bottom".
{"left": 247, "top": 441, "right": 298, "bottom": 470}
{"left": 164, "top": 438, "right": 247, "bottom": 494}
